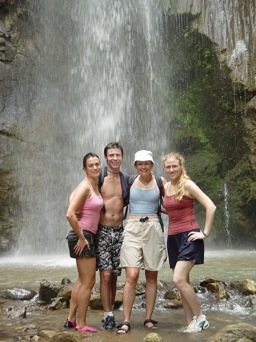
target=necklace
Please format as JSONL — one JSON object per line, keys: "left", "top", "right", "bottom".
{"left": 139, "top": 175, "right": 152, "bottom": 187}
{"left": 107, "top": 169, "right": 120, "bottom": 175}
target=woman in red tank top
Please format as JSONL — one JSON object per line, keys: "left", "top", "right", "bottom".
{"left": 162, "top": 152, "right": 216, "bottom": 333}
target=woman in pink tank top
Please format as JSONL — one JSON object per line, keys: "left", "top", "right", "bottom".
{"left": 64, "top": 152, "right": 103, "bottom": 333}
{"left": 162, "top": 152, "right": 216, "bottom": 333}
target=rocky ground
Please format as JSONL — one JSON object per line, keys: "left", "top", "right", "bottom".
{"left": 0, "top": 277, "right": 256, "bottom": 341}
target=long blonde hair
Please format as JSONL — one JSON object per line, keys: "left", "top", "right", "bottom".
{"left": 162, "top": 152, "right": 190, "bottom": 201}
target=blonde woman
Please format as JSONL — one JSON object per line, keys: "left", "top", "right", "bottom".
{"left": 162, "top": 152, "right": 216, "bottom": 333}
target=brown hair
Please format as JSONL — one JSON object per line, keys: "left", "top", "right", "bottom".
{"left": 104, "top": 142, "right": 124, "bottom": 157}
{"left": 83, "top": 152, "right": 100, "bottom": 168}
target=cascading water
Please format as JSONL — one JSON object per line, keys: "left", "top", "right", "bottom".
{"left": 14, "top": 0, "right": 170, "bottom": 256}
{"left": 223, "top": 182, "right": 232, "bottom": 246}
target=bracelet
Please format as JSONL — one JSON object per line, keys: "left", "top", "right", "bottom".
{"left": 202, "top": 230, "right": 208, "bottom": 238}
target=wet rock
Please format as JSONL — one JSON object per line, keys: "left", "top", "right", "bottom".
{"left": 143, "top": 332, "right": 163, "bottom": 342}
{"left": 200, "top": 276, "right": 227, "bottom": 287}
{"left": 22, "top": 324, "right": 39, "bottom": 333}
{"left": 163, "top": 288, "right": 182, "bottom": 309}
{"left": 157, "top": 280, "right": 170, "bottom": 292}
{"left": 7, "top": 305, "right": 27, "bottom": 318}
{"left": 204, "top": 282, "right": 226, "bottom": 293}
{"left": 0, "top": 288, "right": 37, "bottom": 300}
{"left": 207, "top": 322, "right": 256, "bottom": 342}
{"left": 215, "top": 289, "right": 230, "bottom": 301}
{"left": 162, "top": 300, "right": 182, "bottom": 309}
{"left": 38, "top": 330, "right": 79, "bottom": 341}
{"left": 49, "top": 297, "right": 66, "bottom": 310}
{"left": 113, "top": 292, "right": 123, "bottom": 309}
{"left": 230, "top": 279, "right": 256, "bottom": 295}
{"left": 39, "top": 330, "right": 60, "bottom": 340}
{"left": 164, "top": 289, "right": 181, "bottom": 300}
{"left": 49, "top": 332, "right": 79, "bottom": 342}
{"left": 39, "top": 280, "right": 60, "bottom": 304}
{"left": 30, "top": 336, "right": 41, "bottom": 341}
{"left": 136, "top": 282, "right": 146, "bottom": 295}
{"left": 57, "top": 283, "right": 72, "bottom": 302}
{"left": 244, "top": 297, "right": 254, "bottom": 308}
{"left": 193, "top": 285, "right": 207, "bottom": 293}
{"left": 89, "top": 293, "right": 103, "bottom": 310}
{"left": 200, "top": 276, "right": 218, "bottom": 284}
{"left": 116, "top": 281, "right": 125, "bottom": 290}
{"left": 60, "top": 277, "right": 72, "bottom": 285}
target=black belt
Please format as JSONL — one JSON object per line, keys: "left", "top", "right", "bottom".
{"left": 139, "top": 216, "right": 149, "bottom": 222}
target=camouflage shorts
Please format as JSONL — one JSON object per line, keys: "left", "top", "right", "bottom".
{"left": 96, "top": 224, "right": 124, "bottom": 277}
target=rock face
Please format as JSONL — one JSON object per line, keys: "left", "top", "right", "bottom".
{"left": 0, "top": 0, "right": 37, "bottom": 252}
{"left": 0, "top": 0, "right": 256, "bottom": 249}
{"left": 172, "top": 0, "right": 256, "bottom": 90}
{"left": 166, "top": 0, "right": 256, "bottom": 245}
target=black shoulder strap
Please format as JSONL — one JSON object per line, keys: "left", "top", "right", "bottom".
{"left": 154, "top": 175, "right": 164, "bottom": 216}
{"left": 123, "top": 174, "right": 136, "bottom": 220}
{"left": 154, "top": 175, "right": 164, "bottom": 201}
{"left": 155, "top": 175, "right": 164, "bottom": 195}
{"left": 98, "top": 167, "right": 107, "bottom": 190}
{"left": 128, "top": 174, "right": 138, "bottom": 187}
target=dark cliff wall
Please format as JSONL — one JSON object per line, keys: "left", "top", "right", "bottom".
{"left": 0, "top": 0, "right": 36, "bottom": 252}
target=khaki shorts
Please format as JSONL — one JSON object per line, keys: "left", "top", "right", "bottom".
{"left": 120, "top": 218, "right": 167, "bottom": 271}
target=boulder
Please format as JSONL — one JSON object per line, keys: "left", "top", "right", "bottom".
{"left": 207, "top": 323, "right": 256, "bottom": 342}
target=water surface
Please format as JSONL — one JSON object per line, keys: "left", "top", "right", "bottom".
{"left": 1, "top": 249, "right": 255, "bottom": 290}
{"left": 0, "top": 250, "right": 255, "bottom": 341}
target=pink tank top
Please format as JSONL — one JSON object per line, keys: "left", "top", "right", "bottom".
{"left": 78, "top": 191, "right": 103, "bottom": 234}
{"left": 163, "top": 194, "right": 200, "bottom": 235}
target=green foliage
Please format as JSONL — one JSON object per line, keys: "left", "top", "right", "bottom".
{"left": 162, "top": 12, "right": 255, "bottom": 245}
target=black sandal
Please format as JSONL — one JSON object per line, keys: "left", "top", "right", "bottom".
{"left": 116, "top": 322, "right": 131, "bottom": 334}
{"left": 144, "top": 319, "right": 158, "bottom": 329}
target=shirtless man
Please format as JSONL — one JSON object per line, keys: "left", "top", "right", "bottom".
{"left": 96, "top": 142, "right": 129, "bottom": 330}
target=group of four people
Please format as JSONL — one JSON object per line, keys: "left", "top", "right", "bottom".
{"left": 65, "top": 142, "right": 216, "bottom": 334}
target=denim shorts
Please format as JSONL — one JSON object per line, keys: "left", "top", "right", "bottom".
{"left": 167, "top": 229, "right": 204, "bottom": 269}
{"left": 66, "top": 230, "right": 96, "bottom": 259}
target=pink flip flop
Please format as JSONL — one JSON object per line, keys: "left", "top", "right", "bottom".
{"left": 63, "top": 319, "right": 77, "bottom": 328}
{"left": 76, "top": 326, "right": 98, "bottom": 333}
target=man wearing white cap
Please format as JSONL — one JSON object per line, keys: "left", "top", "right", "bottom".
{"left": 116, "top": 150, "right": 167, "bottom": 334}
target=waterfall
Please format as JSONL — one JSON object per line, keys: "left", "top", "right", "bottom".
{"left": 14, "top": 0, "right": 170, "bottom": 255}
{"left": 223, "top": 182, "right": 232, "bottom": 246}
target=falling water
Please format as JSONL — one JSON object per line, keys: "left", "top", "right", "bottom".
{"left": 223, "top": 182, "right": 232, "bottom": 246}
{"left": 13, "top": 0, "right": 170, "bottom": 255}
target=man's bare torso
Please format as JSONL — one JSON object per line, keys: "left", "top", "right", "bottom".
{"left": 99, "top": 174, "right": 124, "bottom": 227}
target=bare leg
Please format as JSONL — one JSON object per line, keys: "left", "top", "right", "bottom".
{"left": 173, "top": 261, "right": 201, "bottom": 324}
{"left": 76, "top": 257, "right": 96, "bottom": 328}
{"left": 117, "top": 267, "right": 139, "bottom": 333}
{"left": 67, "top": 279, "right": 80, "bottom": 322}
{"left": 144, "top": 270, "right": 158, "bottom": 327}
{"left": 111, "top": 275, "right": 117, "bottom": 308}
{"left": 100, "top": 270, "right": 114, "bottom": 312}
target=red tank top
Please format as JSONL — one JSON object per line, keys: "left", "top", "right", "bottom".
{"left": 163, "top": 194, "right": 200, "bottom": 235}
